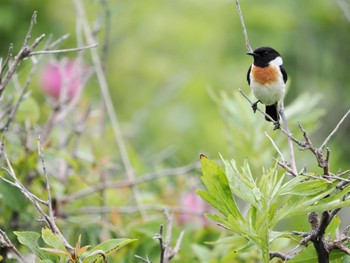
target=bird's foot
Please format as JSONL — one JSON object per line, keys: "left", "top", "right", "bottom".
{"left": 273, "top": 122, "right": 280, "bottom": 130}
{"left": 252, "top": 100, "right": 260, "bottom": 113}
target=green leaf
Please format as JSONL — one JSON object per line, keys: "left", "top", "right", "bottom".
{"left": 326, "top": 215, "right": 340, "bottom": 240}
{"left": 39, "top": 248, "right": 71, "bottom": 258}
{"left": 199, "top": 155, "right": 244, "bottom": 221}
{"left": 82, "top": 238, "right": 137, "bottom": 263}
{"left": 0, "top": 179, "right": 28, "bottom": 211}
{"left": 224, "top": 159, "right": 262, "bottom": 211}
{"left": 41, "top": 228, "right": 66, "bottom": 251}
{"left": 208, "top": 235, "right": 250, "bottom": 252}
{"left": 14, "top": 231, "right": 45, "bottom": 258}
{"left": 280, "top": 177, "right": 333, "bottom": 196}
{"left": 288, "top": 244, "right": 346, "bottom": 262}
{"left": 287, "top": 246, "right": 318, "bottom": 263}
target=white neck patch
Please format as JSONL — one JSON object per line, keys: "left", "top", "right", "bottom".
{"left": 269, "top": 56, "right": 283, "bottom": 66}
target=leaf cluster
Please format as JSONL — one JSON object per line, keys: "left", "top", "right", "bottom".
{"left": 197, "top": 156, "right": 350, "bottom": 262}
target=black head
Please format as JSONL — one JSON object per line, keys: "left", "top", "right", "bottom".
{"left": 247, "top": 46, "right": 281, "bottom": 67}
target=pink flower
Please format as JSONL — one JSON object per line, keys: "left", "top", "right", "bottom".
{"left": 178, "top": 191, "right": 211, "bottom": 226}
{"left": 39, "top": 59, "right": 85, "bottom": 100}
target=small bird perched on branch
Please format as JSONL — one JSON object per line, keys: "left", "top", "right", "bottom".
{"left": 246, "top": 46, "right": 287, "bottom": 130}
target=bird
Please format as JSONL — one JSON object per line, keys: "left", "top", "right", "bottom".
{"left": 246, "top": 46, "right": 287, "bottom": 130}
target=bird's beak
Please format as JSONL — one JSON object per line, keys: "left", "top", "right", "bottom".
{"left": 246, "top": 51, "right": 258, "bottom": 57}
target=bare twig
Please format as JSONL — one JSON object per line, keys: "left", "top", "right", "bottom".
{"left": 29, "top": 43, "right": 98, "bottom": 56}
{"left": 234, "top": 0, "right": 252, "bottom": 52}
{"left": 73, "top": 0, "right": 146, "bottom": 218}
{"left": 265, "top": 132, "right": 285, "bottom": 162}
{"left": 0, "top": 228, "right": 26, "bottom": 262}
{"left": 275, "top": 158, "right": 297, "bottom": 177}
{"left": 0, "top": 140, "right": 74, "bottom": 253}
{"left": 0, "top": 51, "right": 41, "bottom": 131}
{"left": 135, "top": 255, "right": 152, "bottom": 263}
{"left": 62, "top": 161, "right": 199, "bottom": 203}
{"left": 269, "top": 251, "right": 291, "bottom": 261}
{"left": 0, "top": 11, "right": 45, "bottom": 98}
{"left": 152, "top": 210, "right": 185, "bottom": 263}
{"left": 320, "top": 108, "right": 350, "bottom": 151}
{"left": 0, "top": 45, "right": 13, "bottom": 82}
{"left": 37, "top": 137, "right": 55, "bottom": 223}
{"left": 238, "top": 89, "right": 278, "bottom": 124}
{"left": 69, "top": 204, "right": 209, "bottom": 217}
{"left": 279, "top": 103, "right": 298, "bottom": 175}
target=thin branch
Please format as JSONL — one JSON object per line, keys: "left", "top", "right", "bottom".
{"left": 0, "top": 45, "right": 13, "bottom": 82}
{"left": 331, "top": 242, "right": 350, "bottom": 255}
{"left": 0, "top": 11, "right": 45, "bottom": 98}
{"left": 234, "top": 0, "right": 253, "bottom": 52}
{"left": 265, "top": 132, "right": 285, "bottom": 162}
{"left": 73, "top": 0, "right": 146, "bottom": 218}
{"left": 135, "top": 255, "right": 152, "bottom": 263}
{"left": 0, "top": 51, "right": 41, "bottom": 131}
{"left": 173, "top": 231, "right": 185, "bottom": 255}
{"left": 37, "top": 136, "right": 55, "bottom": 222}
{"left": 269, "top": 251, "right": 291, "bottom": 261}
{"left": 62, "top": 161, "right": 199, "bottom": 203}
{"left": 23, "top": 11, "right": 38, "bottom": 47}
{"left": 69, "top": 204, "right": 209, "bottom": 217}
{"left": 320, "top": 108, "right": 350, "bottom": 150}
{"left": 239, "top": 89, "right": 278, "bottom": 124}
{"left": 1, "top": 141, "right": 74, "bottom": 253}
{"left": 275, "top": 158, "right": 297, "bottom": 177}
{"left": 29, "top": 43, "right": 98, "bottom": 56}
{"left": 0, "top": 228, "right": 26, "bottom": 262}
{"left": 154, "top": 225, "right": 165, "bottom": 263}
{"left": 279, "top": 102, "right": 298, "bottom": 175}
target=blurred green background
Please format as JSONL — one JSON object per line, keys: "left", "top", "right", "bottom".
{"left": 0, "top": 0, "right": 349, "bottom": 163}
{"left": 0, "top": 0, "right": 350, "bottom": 262}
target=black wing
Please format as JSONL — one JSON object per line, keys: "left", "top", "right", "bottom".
{"left": 280, "top": 65, "right": 288, "bottom": 83}
{"left": 247, "top": 65, "right": 252, "bottom": 85}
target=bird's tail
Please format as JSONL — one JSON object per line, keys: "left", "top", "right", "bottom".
{"left": 265, "top": 104, "right": 279, "bottom": 122}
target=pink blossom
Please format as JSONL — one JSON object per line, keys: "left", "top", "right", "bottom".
{"left": 178, "top": 191, "right": 211, "bottom": 226}
{"left": 39, "top": 59, "right": 85, "bottom": 100}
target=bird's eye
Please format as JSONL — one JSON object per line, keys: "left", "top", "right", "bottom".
{"left": 264, "top": 51, "right": 268, "bottom": 55}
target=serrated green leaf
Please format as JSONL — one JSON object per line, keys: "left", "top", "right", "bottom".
{"left": 199, "top": 156, "right": 244, "bottom": 221}
{"left": 281, "top": 178, "right": 333, "bottom": 196}
{"left": 273, "top": 185, "right": 336, "bottom": 224}
{"left": 83, "top": 238, "right": 137, "bottom": 263}
{"left": 224, "top": 159, "right": 262, "bottom": 210}
{"left": 41, "top": 228, "right": 66, "bottom": 251}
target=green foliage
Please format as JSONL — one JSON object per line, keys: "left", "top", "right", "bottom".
{"left": 14, "top": 228, "right": 136, "bottom": 262}
{"left": 198, "top": 156, "right": 350, "bottom": 262}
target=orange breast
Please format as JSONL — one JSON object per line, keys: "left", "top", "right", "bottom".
{"left": 251, "top": 65, "right": 279, "bottom": 85}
